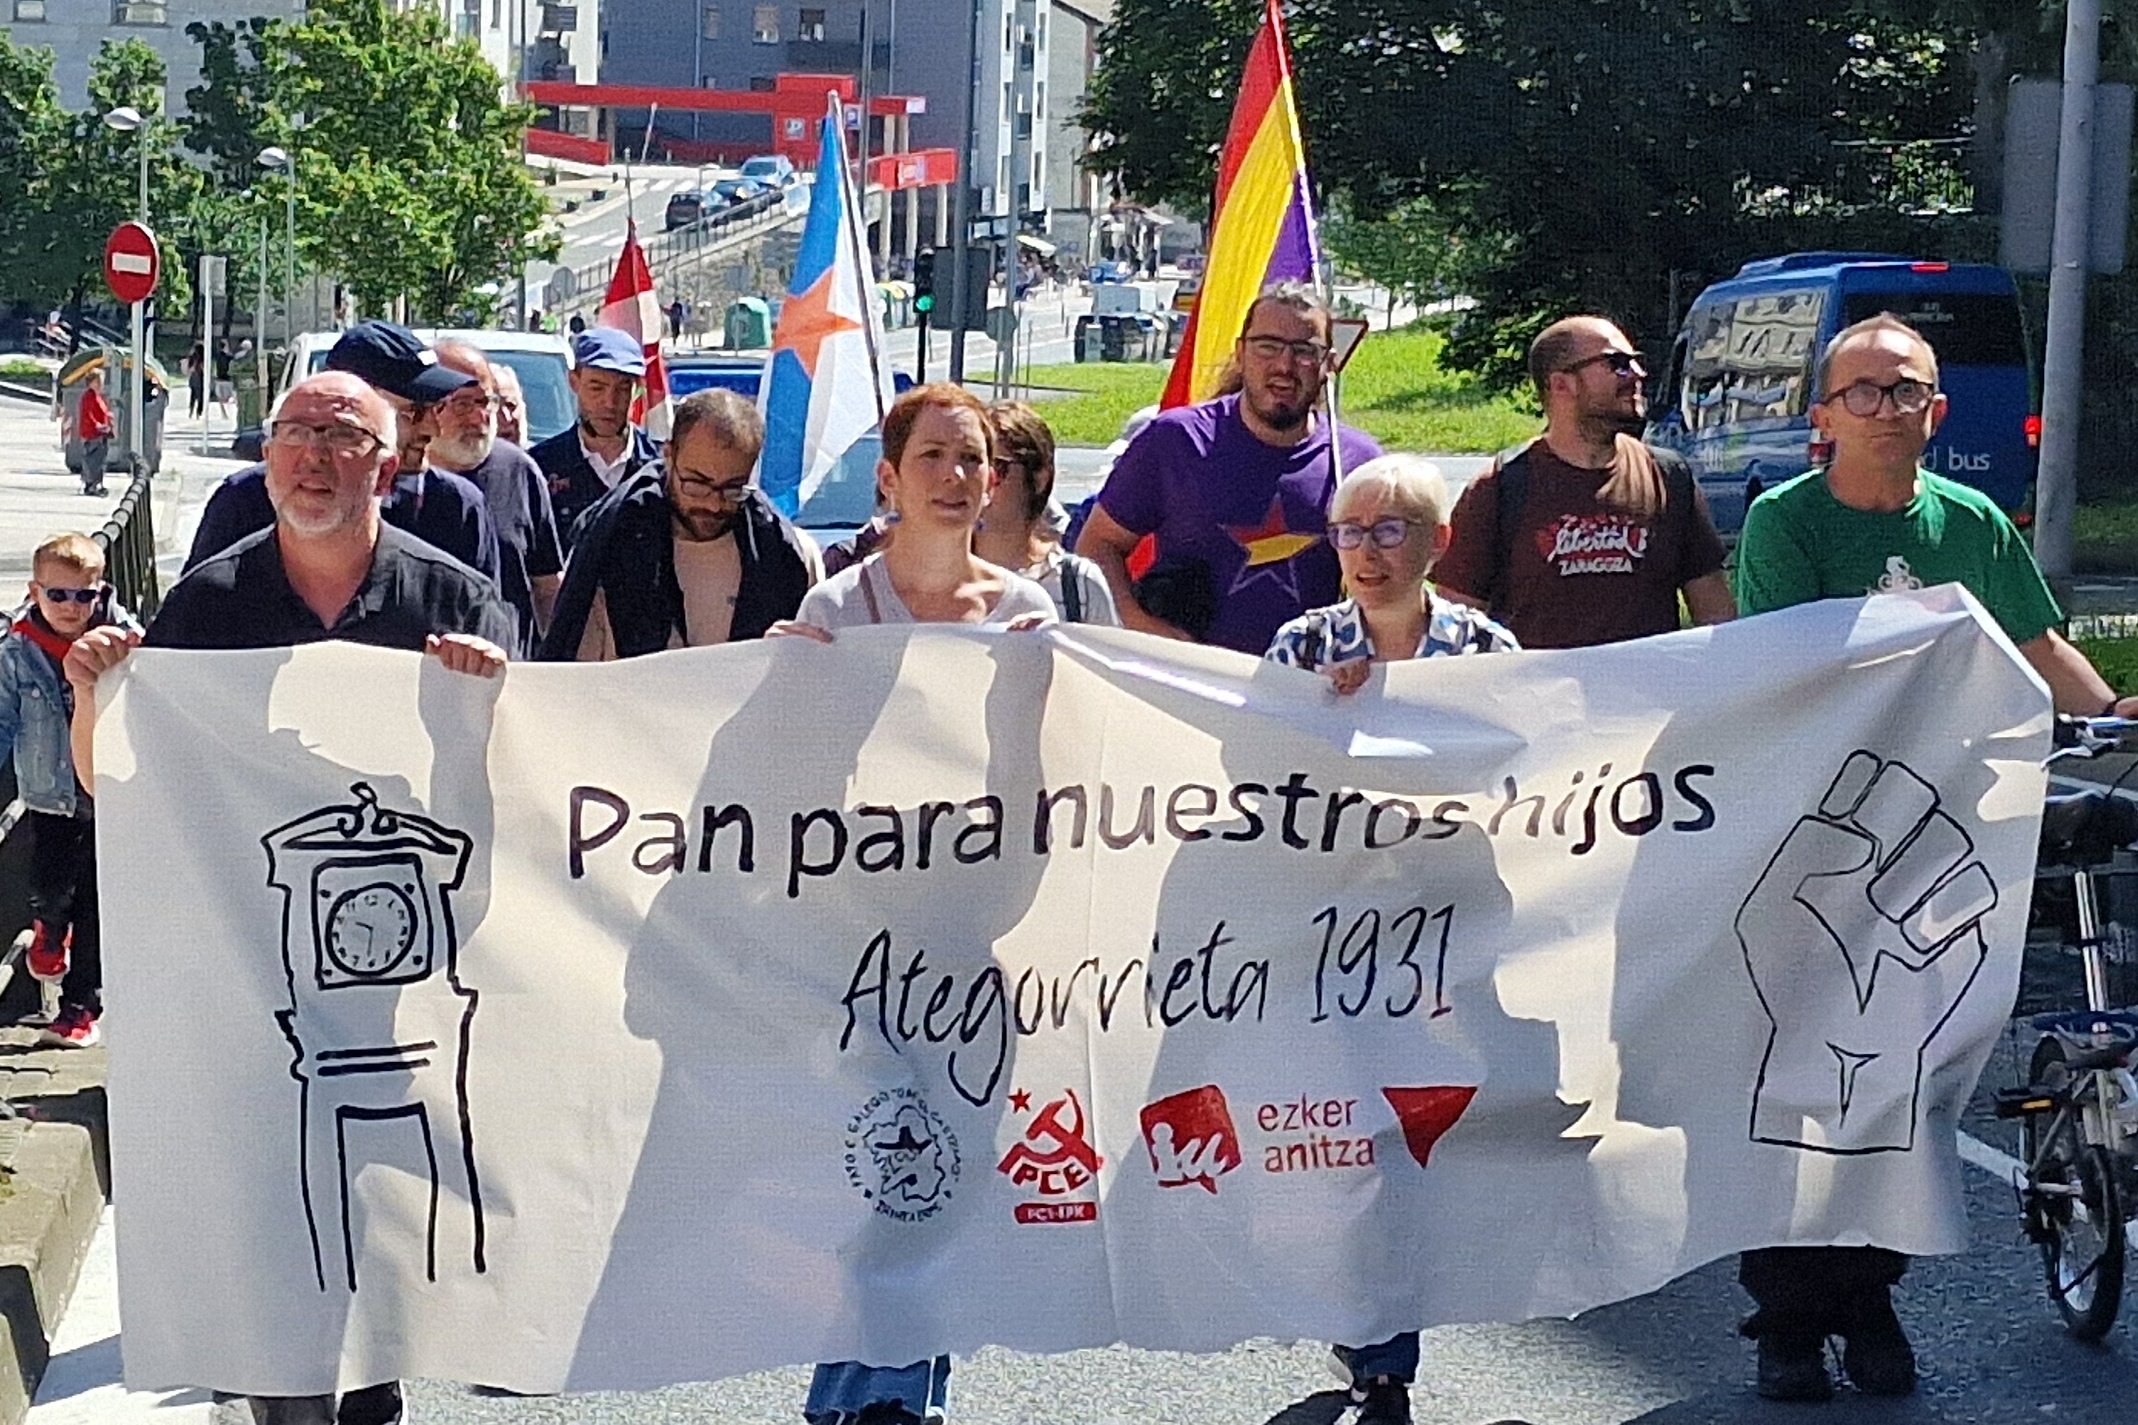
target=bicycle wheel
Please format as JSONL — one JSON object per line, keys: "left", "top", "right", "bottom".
{"left": 2024, "top": 1042, "right": 2127, "bottom": 1340}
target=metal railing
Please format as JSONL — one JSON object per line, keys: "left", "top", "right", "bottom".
{"left": 96, "top": 473, "right": 159, "bottom": 622}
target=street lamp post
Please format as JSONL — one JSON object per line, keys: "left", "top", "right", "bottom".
{"left": 257, "top": 147, "right": 298, "bottom": 351}
{"left": 103, "top": 105, "right": 149, "bottom": 477}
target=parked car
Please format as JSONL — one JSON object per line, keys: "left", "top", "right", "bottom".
{"left": 235, "top": 327, "right": 573, "bottom": 460}
{"left": 739, "top": 155, "right": 798, "bottom": 190}
{"left": 666, "top": 352, "right": 915, "bottom": 546}
{"left": 664, "top": 190, "right": 710, "bottom": 231}
{"left": 1645, "top": 253, "right": 2036, "bottom": 535}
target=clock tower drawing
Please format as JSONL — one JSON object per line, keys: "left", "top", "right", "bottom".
{"left": 262, "top": 782, "right": 487, "bottom": 1292}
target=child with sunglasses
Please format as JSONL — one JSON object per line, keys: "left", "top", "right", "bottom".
{"left": 1268, "top": 454, "right": 1518, "bottom": 693}
{"left": 0, "top": 534, "right": 140, "bottom": 1046}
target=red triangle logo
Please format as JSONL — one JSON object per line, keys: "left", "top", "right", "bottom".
{"left": 1381, "top": 1086, "right": 1477, "bottom": 1168}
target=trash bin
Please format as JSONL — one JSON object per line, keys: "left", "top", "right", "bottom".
{"left": 234, "top": 362, "right": 265, "bottom": 433}
{"left": 1075, "top": 314, "right": 1103, "bottom": 363}
{"left": 1098, "top": 314, "right": 1127, "bottom": 362}
{"left": 55, "top": 346, "right": 170, "bottom": 475}
{"left": 724, "top": 297, "right": 772, "bottom": 349}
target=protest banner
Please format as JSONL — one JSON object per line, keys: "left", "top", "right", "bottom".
{"left": 96, "top": 588, "right": 2046, "bottom": 1396}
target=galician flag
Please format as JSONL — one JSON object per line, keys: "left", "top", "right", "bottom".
{"left": 757, "top": 94, "right": 893, "bottom": 517}
{"left": 599, "top": 219, "right": 672, "bottom": 440}
{"left": 1161, "top": 0, "right": 1321, "bottom": 409}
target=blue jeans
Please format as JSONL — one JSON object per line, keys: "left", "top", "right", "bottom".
{"left": 1335, "top": 1332, "right": 1419, "bottom": 1384}
{"left": 804, "top": 1357, "right": 950, "bottom": 1422}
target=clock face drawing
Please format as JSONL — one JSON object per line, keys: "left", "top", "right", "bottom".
{"left": 325, "top": 884, "right": 418, "bottom": 977}
{"left": 310, "top": 857, "right": 434, "bottom": 988}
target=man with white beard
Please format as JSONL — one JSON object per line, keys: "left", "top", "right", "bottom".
{"left": 426, "top": 341, "right": 565, "bottom": 655}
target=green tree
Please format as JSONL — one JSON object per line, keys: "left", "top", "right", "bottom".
{"left": 268, "top": 0, "right": 556, "bottom": 321}
{"left": 1083, "top": 2, "right": 2040, "bottom": 385}
{"left": 0, "top": 31, "right": 66, "bottom": 311}
{"left": 18, "top": 39, "right": 201, "bottom": 342}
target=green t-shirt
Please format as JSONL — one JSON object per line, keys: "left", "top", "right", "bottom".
{"left": 1734, "top": 469, "right": 2061, "bottom": 643}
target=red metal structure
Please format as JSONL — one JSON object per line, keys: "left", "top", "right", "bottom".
{"left": 521, "top": 73, "right": 949, "bottom": 184}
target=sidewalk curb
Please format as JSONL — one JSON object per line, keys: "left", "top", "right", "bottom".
{"left": 0, "top": 1027, "right": 110, "bottom": 1425}
{"left": 0, "top": 1118, "right": 103, "bottom": 1424}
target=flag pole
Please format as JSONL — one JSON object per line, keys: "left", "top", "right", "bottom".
{"left": 830, "top": 93, "right": 891, "bottom": 427}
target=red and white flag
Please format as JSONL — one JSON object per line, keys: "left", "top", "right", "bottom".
{"left": 597, "top": 219, "right": 672, "bottom": 440}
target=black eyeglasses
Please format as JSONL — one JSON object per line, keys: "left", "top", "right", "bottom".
{"left": 39, "top": 585, "right": 105, "bottom": 605}
{"left": 677, "top": 470, "right": 753, "bottom": 499}
{"left": 1826, "top": 378, "right": 1935, "bottom": 417}
{"left": 1559, "top": 349, "right": 1646, "bottom": 378}
{"left": 1328, "top": 517, "right": 1426, "bottom": 550}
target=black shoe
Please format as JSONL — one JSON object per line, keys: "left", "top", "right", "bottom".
{"left": 1756, "top": 1333, "right": 1834, "bottom": 1402}
{"left": 1349, "top": 1377, "right": 1412, "bottom": 1425}
{"left": 1841, "top": 1298, "right": 1916, "bottom": 1397}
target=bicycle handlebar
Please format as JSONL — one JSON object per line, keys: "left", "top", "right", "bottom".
{"left": 2052, "top": 715, "right": 2138, "bottom": 758}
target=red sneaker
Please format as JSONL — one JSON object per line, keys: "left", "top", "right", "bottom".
{"left": 24, "top": 921, "right": 66, "bottom": 985}
{"left": 38, "top": 1005, "right": 99, "bottom": 1049}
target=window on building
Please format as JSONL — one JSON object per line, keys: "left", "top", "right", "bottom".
{"left": 491, "top": 0, "right": 502, "bottom": 27}
{"left": 752, "top": 3, "right": 778, "bottom": 41}
{"left": 454, "top": 0, "right": 479, "bottom": 39}
{"left": 13, "top": 0, "right": 47, "bottom": 18}
{"left": 700, "top": 4, "right": 720, "bottom": 39}
{"left": 749, "top": 75, "right": 776, "bottom": 92}
{"left": 798, "top": 7, "right": 825, "bottom": 41}
{"left": 112, "top": 0, "right": 168, "bottom": 23}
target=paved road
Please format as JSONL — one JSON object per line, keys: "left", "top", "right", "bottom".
{"left": 33, "top": 1125, "right": 2137, "bottom": 1425}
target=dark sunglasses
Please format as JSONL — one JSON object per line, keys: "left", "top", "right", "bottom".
{"left": 1560, "top": 349, "right": 1646, "bottom": 378}
{"left": 39, "top": 585, "right": 105, "bottom": 605}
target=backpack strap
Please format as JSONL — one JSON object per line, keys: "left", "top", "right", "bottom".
{"left": 1060, "top": 556, "right": 1084, "bottom": 624}
{"left": 1489, "top": 439, "right": 1537, "bottom": 615}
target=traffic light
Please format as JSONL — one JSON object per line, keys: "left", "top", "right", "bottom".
{"left": 913, "top": 247, "right": 936, "bottom": 316}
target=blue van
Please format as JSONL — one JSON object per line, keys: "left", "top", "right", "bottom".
{"left": 1644, "top": 254, "right": 2037, "bottom": 534}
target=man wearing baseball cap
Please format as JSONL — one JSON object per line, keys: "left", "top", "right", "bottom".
{"left": 185, "top": 321, "right": 501, "bottom": 586}
{"left": 530, "top": 326, "right": 661, "bottom": 548}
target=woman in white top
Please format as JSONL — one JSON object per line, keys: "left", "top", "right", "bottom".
{"left": 973, "top": 400, "right": 1119, "bottom": 626}
{"left": 777, "top": 382, "right": 1052, "bottom": 1425}
{"left": 781, "top": 384, "right": 1055, "bottom": 639}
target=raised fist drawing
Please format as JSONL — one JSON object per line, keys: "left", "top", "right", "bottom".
{"left": 1738, "top": 751, "right": 1997, "bottom": 1154}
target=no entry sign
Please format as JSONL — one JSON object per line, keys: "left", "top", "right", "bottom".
{"left": 104, "top": 222, "right": 160, "bottom": 306}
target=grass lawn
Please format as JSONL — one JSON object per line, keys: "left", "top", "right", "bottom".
{"left": 2075, "top": 494, "right": 2138, "bottom": 576}
{"left": 1020, "top": 324, "right": 1538, "bottom": 452}
{"left": 2076, "top": 636, "right": 2138, "bottom": 689}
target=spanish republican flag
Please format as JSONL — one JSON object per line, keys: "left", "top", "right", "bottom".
{"left": 1161, "top": 0, "right": 1321, "bottom": 409}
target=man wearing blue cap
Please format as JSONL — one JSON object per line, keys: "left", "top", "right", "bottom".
{"left": 530, "top": 327, "right": 661, "bottom": 547}
{"left": 185, "top": 321, "right": 502, "bottom": 588}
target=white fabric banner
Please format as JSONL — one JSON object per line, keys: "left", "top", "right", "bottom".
{"left": 99, "top": 587, "right": 2046, "bottom": 1396}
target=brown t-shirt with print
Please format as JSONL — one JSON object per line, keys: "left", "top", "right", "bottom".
{"left": 1433, "top": 439, "right": 1727, "bottom": 649}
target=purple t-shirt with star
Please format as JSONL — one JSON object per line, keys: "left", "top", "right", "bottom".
{"left": 1097, "top": 394, "right": 1382, "bottom": 654}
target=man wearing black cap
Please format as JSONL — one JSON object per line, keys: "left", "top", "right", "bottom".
{"left": 185, "top": 321, "right": 502, "bottom": 587}
{"left": 529, "top": 326, "right": 661, "bottom": 547}
{"left": 426, "top": 341, "right": 565, "bottom": 656}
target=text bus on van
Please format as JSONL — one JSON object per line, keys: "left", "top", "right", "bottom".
{"left": 1644, "top": 254, "right": 2037, "bottom": 535}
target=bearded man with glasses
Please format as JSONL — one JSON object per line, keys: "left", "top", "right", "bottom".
{"left": 1731, "top": 312, "right": 2138, "bottom": 1403}
{"left": 1436, "top": 315, "right": 1735, "bottom": 647}
{"left": 1076, "top": 281, "right": 1382, "bottom": 654}
{"left": 541, "top": 388, "right": 822, "bottom": 660}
